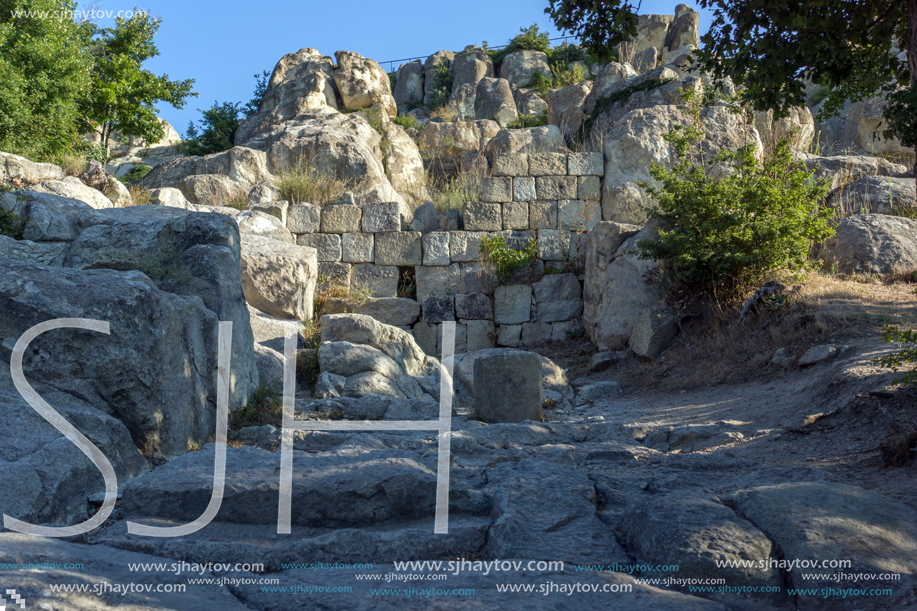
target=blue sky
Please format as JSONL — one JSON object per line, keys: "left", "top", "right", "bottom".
{"left": 89, "top": 1, "right": 714, "bottom": 135}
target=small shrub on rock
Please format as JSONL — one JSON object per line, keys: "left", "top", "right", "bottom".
{"left": 638, "top": 113, "right": 834, "bottom": 293}
{"left": 118, "top": 164, "right": 152, "bottom": 184}
{"left": 230, "top": 381, "right": 283, "bottom": 430}
{"left": 873, "top": 326, "right": 917, "bottom": 387}
{"left": 481, "top": 234, "right": 539, "bottom": 283}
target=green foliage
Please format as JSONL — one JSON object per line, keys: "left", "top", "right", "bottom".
{"left": 480, "top": 234, "right": 540, "bottom": 283}
{"left": 487, "top": 24, "right": 552, "bottom": 66}
{"left": 181, "top": 101, "right": 242, "bottom": 156}
{"left": 0, "top": 206, "right": 26, "bottom": 240}
{"left": 230, "top": 382, "right": 283, "bottom": 430}
{"left": 276, "top": 155, "right": 355, "bottom": 205}
{"left": 388, "top": 71, "right": 397, "bottom": 91}
{"left": 118, "top": 164, "right": 152, "bottom": 184}
{"left": 637, "top": 114, "right": 835, "bottom": 293}
{"left": 81, "top": 9, "right": 196, "bottom": 148}
{"left": 580, "top": 76, "right": 676, "bottom": 140}
{"left": 242, "top": 69, "right": 271, "bottom": 117}
{"left": 807, "top": 85, "right": 831, "bottom": 108}
{"left": 392, "top": 115, "right": 418, "bottom": 130}
{"left": 296, "top": 349, "right": 320, "bottom": 387}
{"left": 544, "top": 0, "right": 640, "bottom": 64}
{"left": 694, "top": 0, "right": 914, "bottom": 154}
{"left": 426, "top": 62, "right": 453, "bottom": 110}
{"left": 873, "top": 326, "right": 917, "bottom": 387}
{"left": 547, "top": 43, "right": 585, "bottom": 72}
{"left": 508, "top": 109, "right": 549, "bottom": 129}
{"left": 0, "top": 0, "right": 92, "bottom": 160}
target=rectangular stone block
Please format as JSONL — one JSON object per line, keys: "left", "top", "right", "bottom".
{"left": 465, "top": 319, "right": 495, "bottom": 352}
{"left": 521, "top": 322, "right": 553, "bottom": 346}
{"left": 557, "top": 199, "right": 601, "bottom": 231}
{"left": 460, "top": 263, "right": 496, "bottom": 295}
{"left": 529, "top": 201, "right": 558, "bottom": 229}
{"left": 552, "top": 319, "right": 585, "bottom": 341}
{"left": 502, "top": 201, "right": 528, "bottom": 230}
{"left": 455, "top": 292, "right": 493, "bottom": 320}
{"left": 416, "top": 263, "right": 461, "bottom": 303}
{"left": 536, "top": 176, "right": 577, "bottom": 200}
{"left": 352, "top": 263, "right": 399, "bottom": 298}
{"left": 287, "top": 203, "right": 320, "bottom": 234}
{"left": 421, "top": 295, "right": 455, "bottom": 323}
{"left": 320, "top": 203, "right": 362, "bottom": 233}
{"left": 296, "top": 233, "right": 342, "bottom": 262}
{"left": 374, "top": 231, "right": 422, "bottom": 266}
{"left": 362, "top": 202, "right": 403, "bottom": 232}
{"left": 480, "top": 177, "right": 513, "bottom": 203}
{"left": 422, "top": 231, "right": 450, "bottom": 266}
{"left": 532, "top": 272, "right": 583, "bottom": 323}
{"left": 317, "top": 262, "right": 351, "bottom": 292}
{"left": 494, "top": 284, "right": 532, "bottom": 325}
{"left": 450, "top": 231, "right": 487, "bottom": 262}
{"left": 513, "top": 176, "right": 536, "bottom": 201}
{"left": 567, "top": 152, "right": 604, "bottom": 176}
{"left": 463, "top": 202, "right": 503, "bottom": 231}
{"left": 497, "top": 324, "right": 522, "bottom": 347}
{"left": 250, "top": 201, "right": 288, "bottom": 226}
{"left": 528, "top": 152, "right": 567, "bottom": 176}
{"left": 413, "top": 321, "right": 439, "bottom": 356}
{"left": 538, "top": 229, "right": 569, "bottom": 261}
{"left": 493, "top": 153, "right": 528, "bottom": 177}
{"left": 578, "top": 175, "right": 601, "bottom": 201}
{"left": 342, "top": 232, "right": 374, "bottom": 263}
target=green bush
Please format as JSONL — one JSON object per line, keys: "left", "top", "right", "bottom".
{"left": 426, "top": 63, "right": 454, "bottom": 110}
{"left": 0, "top": 206, "right": 26, "bottom": 240}
{"left": 481, "top": 234, "right": 539, "bottom": 283}
{"left": 230, "top": 382, "right": 283, "bottom": 430}
{"left": 488, "top": 24, "right": 551, "bottom": 67}
{"left": 637, "top": 117, "right": 835, "bottom": 293}
{"left": 181, "top": 101, "right": 242, "bottom": 156}
{"left": 118, "top": 164, "right": 152, "bottom": 184}
{"left": 508, "top": 109, "right": 549, "bottom": 129}
{"left": 873, "top": 326, "right": 917, "bottom": 387}
{"left": 392, "top": 115, "right": 418, "bottom": 130}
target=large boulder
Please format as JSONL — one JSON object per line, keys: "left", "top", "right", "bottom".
{"left": 332, "top": 50, "right": 397, "bottom": 119}
{"left": 0, "top": 258, "right": 225, "bottom": 460}
{"left": 240, "top": 234, "right": 318, "bottom": 321}
{"left": 499, "top": 50, "right": 552, "bottom": 89}
{"left": 417, "top": 119, "right": 500, "bottom": 171}
{"left": 383, "top": 123, "right": 428, "bottom": 201}
{"left": 0, "top": 191, "right": 260, "bottom": 418}
{"left": 821, "top": 214, "right": 917, "bottom": 275}
{"left": 0, "top": 151, "right": 63, "bottom": 187}
{"left": 584, "top": 222, "right": 668, "bottom": 351}
{"left": 422, "top": 50, "right": 455, "bottom": 108}
{"left": 602, "top": 104, "right": 762, "bottom": 224}
{"left": 179, "top": 173, "right": 249, "bottom": 207}
{"left": 805, "top": 154, "right": 912, "bottom": 191}
{"left": 856, "top": 97, "right": 915, "bottom": 158}
{"left": 827, "top": 176, "right": 916, "bottom": 215}
{"left": 587, "top": 67, "right": 687, "bottom": 136}
{"left": 451, "top": 45, "right": 494, "bottom": 93}
{"left": 547, "top": 81, "right": 593, "bottom": 141}
{"left": 141, "top": 146, "right": 272, "bottom": 200}
{"left": 235, "top": 48, "right": 340, "bottom": 145}
{"left": 583, "top": 62, "right": 638, "bottom": 115}
{"left": 664, "top": 5, "right": 700, "bottom": 50}
{"left": 515, "top": 89, "right": 549, "bottom": 117}
{"left": 472, "top": 351, "right": 542, "bottom": 423}
{"left": 754, "top": 106, "right": 815, "bottom": 154}
{"left": 632, "top": 14, "right": 674, "bottom": 59}
{"left": 483, "top": 125, "right": 564, "bottom": 161}
{"left": 453, "top": 348, "right": 574, "bottom": 402}
{"left": 28, "top": 176, "right": 113, "bottom": 209}
{"left": 813, "top": 95, "right": 916, "bottom": 161}
{"left": 394, "top": 60, "right": 424, "bottom": 114}
{"left": 474, "top": 78, "right": 519, "bottom": 128}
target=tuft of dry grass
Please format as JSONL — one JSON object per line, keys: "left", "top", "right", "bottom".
{"left": 276, "top": 154, "right": 358, "bottom": 206}
{"left": 619, "top": 271, "right": 917, "bottom": 391}
{"left": 126, "top": 185, "right": 155, "bottom": 206}
{"left": 60, "top": 152, "right": 88, "bottom": 177}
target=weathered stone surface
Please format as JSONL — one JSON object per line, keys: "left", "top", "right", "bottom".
{"left": 634, "top": 13, "right": 674, "bottom": 56}
{"left": 821, "top": 214, "right": 917, "bottom": 275}
{"left": 318, "top": 261, "right": 352, "bottom": 292}
{"left": 536, "top": 175, "right": 577, "bottom": 200}
{"left": 177, "top": 174, "right": 248, "bottom": 207}
{"left": 246, "top": 181, "right": 281, "bottom": 207}
{"left": 502, "top": 201, "right": 529, "bottom": 230}
{"left": 352, "top": 263, "right": 399, "bottom": 297}
{"left": 516, "top": 89, "right": 549, "bottom": 117}
{"left": 383, "top": 122, "right": 428, "bottom": 202}
{"left": 621, "top": 493, "right": 783, "bottom": 607}
{"left": 463, "top": 201, "right": 503, "bottom": 230}
{"left": 552, "top": 319, "right": 584, "bottom": 341}
{"left": 733, "top": 482, "right": 917, "bottom": 609}
{"left": 455, "top": 292, "right": 493, "bottom": 320}
{"left": 0, "top": 151, "right": 63, "bottom": 186}
{"left": 332, "top": 50, "right": 396, "bottom": 119}
{"left": 322, "top": 297, "right": 420, "bottom": 327}
{"left": 452, "top": 45, "right": 495, "bottom": 93}
{"left": 422, "top": 231, "right": 450, "bottom": 265}
{"left": 828, "top": 176, "right": 916, "bottom": 216}
{"left": 497, "top": 324, "right": 522, "bottom": 347}
{"left": 630, "top": 310, "right": 679, "bottom": 359}
{"left": 423, "top": 50, "right": 456, "bottom": 108}
{"left": 465, "top": 319, "right": 495, "bottom": 351}
{"left": 450, "top": 231, "right": 487, "bottom": 262}
{"left": 532, "top": 273, "right": 582, "bottom": 323}
{"left": 474, "top": 78, "right": 518, "bottom": 128}
{"left": 537, "top": 229, "right": 569, "bottom": 260}
{"left": 410, "top": 201, "right": 439, "bottom": 234}
{"left": 578, "top": 175, "right": 601, "bottom": 201}
{"left": 493, "top": 153, "right": 528, "bottom": 177}
{"left": 417, "top": 120, "right": 501, "bottom": 169}
{"left": 480, "top": 176, "right": 513, "bottom": 203}
{"left": 362, "top": 201, "right": 410, "bottom": 232}
{"left": 394, "top": 59, "right": 424, "bottom": 114}
{"left": 521, "top": 321, "right": 553, "bottom": 345}
{"left": 568, "top": 152, "right": 604, "bottom": 176}
{"left": 416, "top": 263, "right": 461, "bottom": 303}
{"left": 529, "top": 152, "right": 567, "bottom": 176}
{"left": 530, "top": 200, "right": 558, "bottom": 228}
{"left": 320, "top": 313, "right": 434, "bottom": 378}
{"left": 513, "top": 176, "right": 536, "bottom": 201}
{"left": 473, "top": 352, "right": 542, "bottom": 423}
{"left": 421, "top": 295, "right": 455, "bottom": 323}
{"left": 295, "top": 232, "right": 342, "bottom": 261}
{"left": 453, "top": 348, "right": 573, "bottom": 400}
{"left": 484, "top": 125, "right": 564, "bottom": 160}
{"left": 240, "top": 234, "right": 317, "bottom": 321}
{"left": 798, "top": 344, "right": 847, "bottom": 366}
{"left": 547, "top": 82, "right": 592, "bottom": 139}
{"left": 247, "top": 200, "right": 288, "bottom": 226}
{"left": 494, "top": 284, "right": 532, "bottom": 324}
{"left": 149, "top": 186, "right": 193, "bottom": 209}
{"left": 287, "top": 202, "right": 321, "bottom": 234}
{"left": 342, "top": 232, "right": 374, "bottom": 263}
{"left": 558, "top": 199, "right": 601, "bottom": 230}
{"left": 143, "top": 146, "right": 272, "bottom": 195}
{"left": 237, "top": 210, "right": 294, "bottom": 243}
{"left": 584, "top": 223, "right": 665, "bottom": 350}
{"left": 320, "top": 203, "right": 362, "bottom": 233}
{"left": 500, "top": 50, "right": 552, "bottom": 89}
{"left": 374, "top": 231, "right": 422, "bottom": 266}
{"left": 583, "top": 62, "right": 638, "bottom": 115}
{"left": 575, "top": 381, "right": 622, "bottom": 406}
{"left": 665, "top": 6, "right": 700, "bottom": 50}
{"left": 29, "top": 176, "right": 113, "bottom": 209}
{"left": 755, "top": 106, "right": 815, "bottom": 154}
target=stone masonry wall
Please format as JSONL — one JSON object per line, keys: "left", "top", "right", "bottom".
{"left": 282, "top": 151, "right": 604, "bottom": 356}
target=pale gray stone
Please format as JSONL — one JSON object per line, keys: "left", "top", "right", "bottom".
{"left": 240, "top": 234, "right": 318, "bottom": 321}
{"left": 521, "top": 322, "right": 553, "bottom": 345}
{"left": 362, "top": 201, "right": 405, "bottom": 232}
{"left": 465, "top": 319, "right": 496, "bottom": 352}
{"left": 497, "top": 324, "right": 522, "bottom": 347}
{"left": 322, "top": 297, "right": 421, "bottom": 327}
{"left": 578, "top": 175, "right": 602, "bottom": 201}
{"left": 798, "top": 344, "right": 847, "bottom": 366}
{"left": 529, "top": 200, "right": 558, "bottom": 229}
{"left": 450, "top": 231, "right": 487, "bottom": 262}
{"left": 287, "top": 203, "right": 321, "bottom": 233}
{"left": 247, "top": 200, "right": 288, "bottom": 225}
{"left": 538, "top": 229, "right": 569, "bottom": 261}
{"left": 552, "top": 319, "right": 585, "bottom": 341}
{"left": 503, "top": 201, "right": 529, "bottom": 230}
{"left": 422, "top": 231, "right": 451, "bottom": 265}
{"left": 494, "top": 284, "right": 532, "bottom": 324}
{"left": 493, "top": 153, "right": 528, "bottom": 177}
{"left": 412, "top": 321, "right": 439, "bottom": 356}
{"left": 463, "top": 202, "right": 502, "bottom": 231}
{"left": 480, "top": 176, "right": 513, "bottom": 203}
{"left": 342, "top": 232, "right": 374, "bottom": 263}
{"left": 320, "top": 203, "right": 362, "bottom": 233}
{"left": 352, "top": 263, "right": 399, "bottom": 297}
{"left": 630, "top": 310, "right": 679, "bottom": 359}
{"left": 532, "top": 273, "right": 583, "bottom": 323}
{"left": 528, "top": 152, "right": 567, "bottom": 176}
{"left": 416, "top": 263, "right": 461, "bottom": 303}
{"left": 537, "top": 176, "right": 578, "bottom": 200}
{"left": 513, "top": 176, "right": 536, "bottom": 201}
{"left": 567, "top": 152, "right": 604, "bottom": 176}
{"left": 374, "top": 231, "right": 422, "bottom": 266}
{"left": 295, "top": 233, "right": 341, "bottom": 261}
{"left": 558, "top": 199, "right": 601, "bottom": 231}
{"left": 317, "top": 262, "right": 351, "bottom": 292}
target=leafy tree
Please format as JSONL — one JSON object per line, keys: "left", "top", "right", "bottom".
{"left": 243, "top": 69, "right": 271, "bottom": 117}
{"left": 694, "top": 0, "right": 916, "bottom": 185}
{"left": 181, "top": 101, "right": 242, "bottom": 156}
{"left": 0, "top": 0, "right": 92, "bottom": 160}
{"left": 544, "top": 0, "right": 640, "bottom": 64}
{"left": 81, "top": 9, "right": 195, "bottom": 149}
